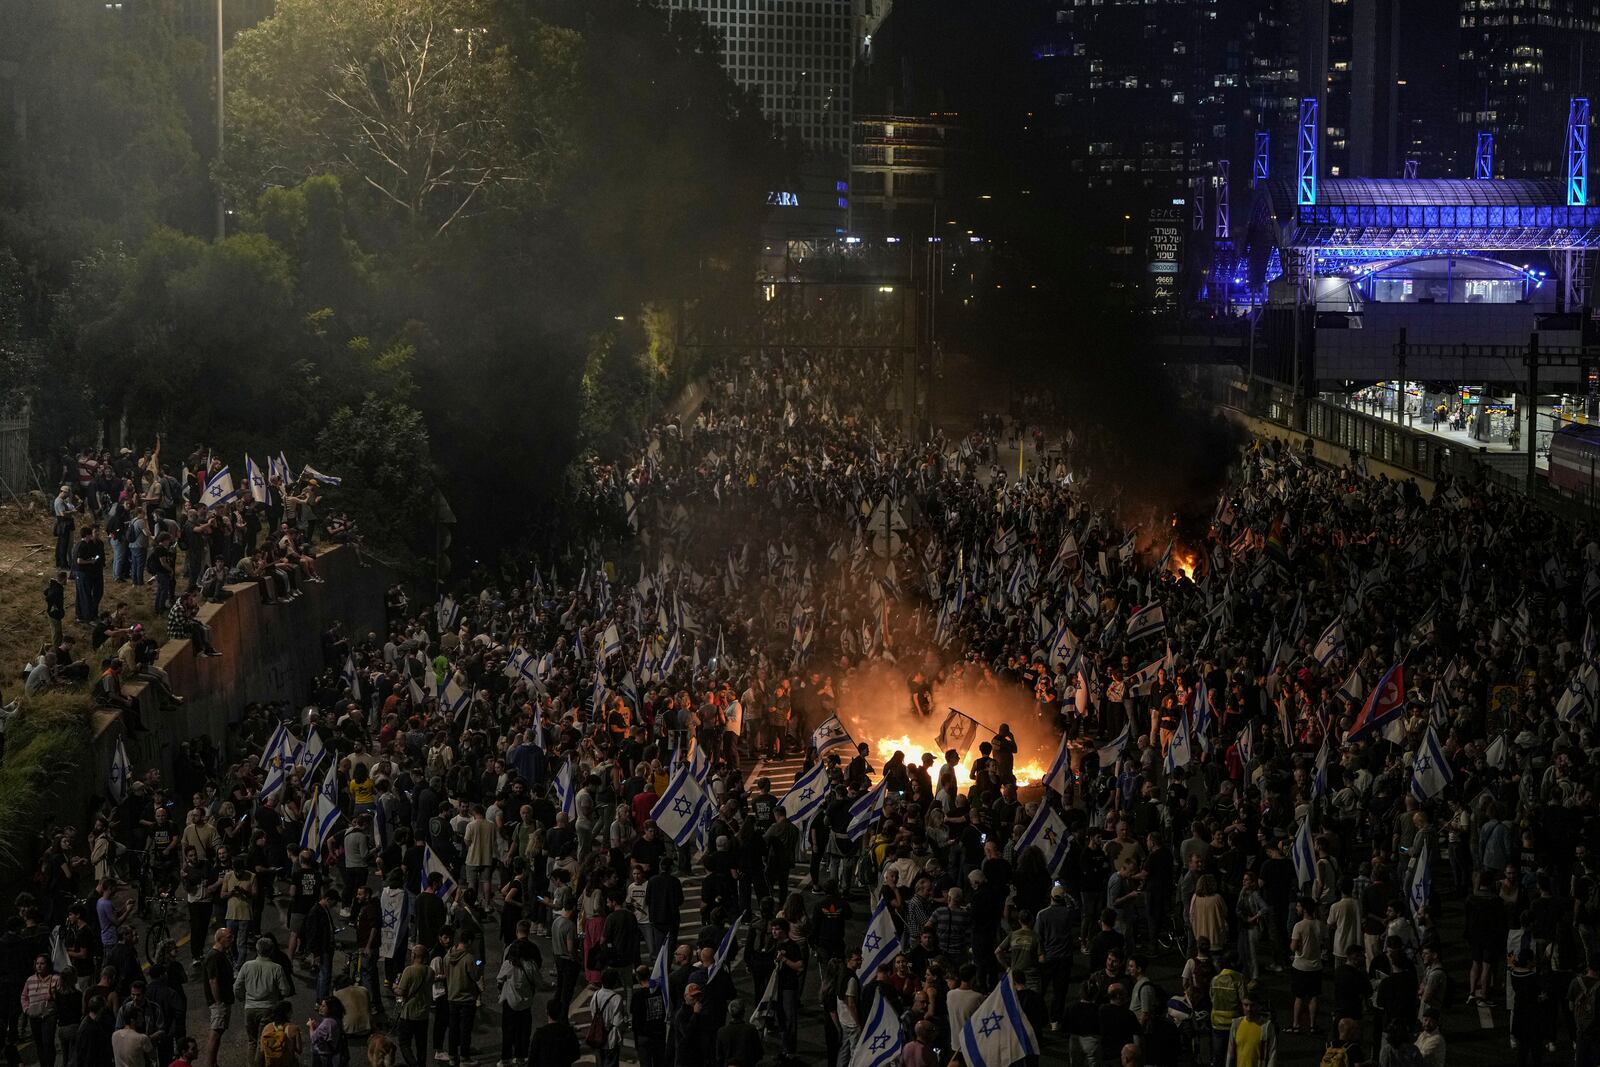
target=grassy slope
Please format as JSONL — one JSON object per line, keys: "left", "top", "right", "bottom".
{"left": 0, "top": 500, "right": 162, "bottom": 868}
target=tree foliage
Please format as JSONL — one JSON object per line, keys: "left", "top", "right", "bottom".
{"left": 223, "top": 0, "right": 579, "bottom": 235}
{"left": 316, "top": 395, "right": 437, "bottom": 554}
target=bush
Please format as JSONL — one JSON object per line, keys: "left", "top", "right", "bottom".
{"left": 0, "top": 697, "right": 91, "bottom": 873}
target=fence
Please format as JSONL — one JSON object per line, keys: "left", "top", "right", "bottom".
{"left": 0, "top": 408, "right": 27, "bottom": 500}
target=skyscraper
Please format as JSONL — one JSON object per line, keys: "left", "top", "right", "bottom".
{"left": 1459, "top": 0, "right": 1600, "bottom": 179}
{"left": 660, "top": 0, "right": 860, "bottom": 156}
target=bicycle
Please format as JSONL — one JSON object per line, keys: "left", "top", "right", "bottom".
{"left": 143, "top": 881, "right": 183, "bottom": 965}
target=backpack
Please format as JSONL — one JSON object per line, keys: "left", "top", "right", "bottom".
{"left": 259, "top": 1023, "right": 290, "bottom": 1067}
{"left": 584, "top": 990, "right": 615, "bottom": 1050}
{"left": 1574, "top": 975, "right": 1600, "bottom": 1036}
{"left": 1318, "top": 1043, "right": 1350, "bottom": 1067}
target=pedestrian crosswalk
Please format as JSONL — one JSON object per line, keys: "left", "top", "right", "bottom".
{"left": 563, "top": 754, "right": 808, "bottom": 1064}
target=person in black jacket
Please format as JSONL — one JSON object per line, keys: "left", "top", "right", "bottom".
{"left": 527, "top": 1000, "right": 579, "bottom": 1067}
{"left": 300, "top": 890, "right": 339, "bottom": 1002}
{"left": 72, "top": 996, "right": 113, "bottom": 1067}
{"left": 671, "top": 984, "right": 716, "bottom": 1066}
{"left": 628, "top": 965, "right": 668, "bottom": 1067}
{"left": 713, "top": 998, "right": 764, "bottom": 1067}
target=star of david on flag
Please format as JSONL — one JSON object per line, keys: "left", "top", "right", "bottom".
{"left": 847, "top": 986, "right": 904, "bottom": 1067}
{"left": 958, "top": 973, "right": 1039, "bottom": 1067}
{"left": 779, "top": 760, "right": 829, "bottom": 830}
{"left": 650, "top": 764, "right": 707, "bottom": 846}
{"left": 859, "top": 899, "right": 902, "bottom": 986}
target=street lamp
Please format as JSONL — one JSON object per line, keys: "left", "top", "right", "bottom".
{"left": 215, "top": 0, "right": 225, "bottom": 240}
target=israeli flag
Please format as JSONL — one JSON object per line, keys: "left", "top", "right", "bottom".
{"left": 1409, "top": 724, "right": 1454, "bottom": 801}
{"left": 1313, "top": 734, "right": 1330, "bottom": 798}
{"left": 299, "top": 464, "right": 342, "bottom": 486}
{"left": 1164, "top": 711, "right": 1193, "bottom": 774}
{"left": 708, "top": 913, "right": 744, "bottom": 980}
{"left": 258, "top": 723, "right": 300, "bottom": 800}
{"left": 109, "top": 736, "right": 131, "bottom": 803}
{"left": 340, "top": 656, "right": 361, "bottom": 702}
{"left": 1046, "top": 623, "right": 1077, "bottom": 672}
{"left": 295, "top": 727, "right": 327, "bottom": 780}
{"left": 1237, "top": 726, "right": 1255, "bottom": 768}
{"left": 420, "top": 845, "right": 458, "bottom": 897}
{"left": 1015, "top": 801, "right": 1070, "bottom": 874}
{"left": 1291, "top": 817, "right": 1316, "bottom": 889}
{"left": 1313, "top": 617, "right": 1346, "bottom": 666}
{"left": 619, "top": 671, "right": 640, "bottom": 711}
{"left": 779, "top": 760, "right": 830, "bottom": 830}
{"left": 554, "top": 759, "right": 577, "bottom": 819}
{"left": 859, "top": 898, "right": 902, "bottom": 985}
{"left": 200, "top": 466, "right": 238, "bottom": 509}
{"left": 649, "top": 941, "right": 671, "bottom": 1015}
{"left": 601, "top": 623, "right": 622, "bottom": 662}
{"left": 847, "top": 985, "right": 904, "bottom": 1067}
{"left": 687, "top": 738, "right": 712, "bottom": 788}
{"left": 1040, "top": 734, "right": 1071, "bottom": 797}
{"left": 244, "top": 454, "right": 270, "bottom": 505}
{"left": 441, "top": 677, "right": 470, "bottom": 718}
{"left": 846, "top": 780, "right": 887, "bottom": 841}
{"left": 958, "top": 974, "right": 1040, "bottom": 1067}
{"left": 300, "top": 784, "right": 341, "bottom": 851}
{"left": 1095, "top": 723, "right": 1132, "bottom": 770}
{"left": 659, "top": 630, "right": 681, "bottom": 676}
{"left": 650, "top": 765, "right": 707, "bottom": 846}
{"left": 811, "top": 714, "right": 855, "bottom": 757}
{"left": 1192, "top": 679, "right": 1214, "bottom": 748}
{"left": 1408, "top": 839, "right": 1432, "bottom": 915}
{"left": 1126, "top": 603, "right": 1166, "bottom": 643}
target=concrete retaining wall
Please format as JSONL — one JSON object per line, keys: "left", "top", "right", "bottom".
{"left": 84, "top": 546, "right": 390, "bottom": 817}
{"left": 1217, "top": 406, "right": 1437, "bottom": 499}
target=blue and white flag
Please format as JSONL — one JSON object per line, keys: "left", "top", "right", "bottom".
{"left": 1129, "top": 657, "right": 1164, "bottom": 695}
{"left": 811, "top": 715, "right": 855, "bottom": 757}
{"left": 958, "top": 973, "right": 1040, "bottom": 1067}
{"left": 340, "top": 656, "right": 361, "bottom": 702}
{"left": 1040, "top": 734, "right": 1071, "bottom": 797}
{"left": 1192, "top": 680, "right": 1214, "bottom": 750}
{"left": 436, "top": 596, "right": 461, "bottom": 633}
{"left": 779, "top": 760, "right": 830, "bottom": 830}
{"left": 295, "top": 727, "right": 327, "bottom": 780}
{"left": 441, "top": 677, "right": 470, "bottom": 718}
{"left": 1127, "top": 603, "right": 1166, "bottom": 643}
{"left": 1407, "top": 839, "right": 1432, "bottom": 915}
{"left": 1313, "top": 734, "right": 1331, "bottom": 798}
{"left": 846, "top": 780, "right": 887, "bottom": 841}
{"left": 553, "top": 759, "right": 577, "bottom": 818}
{"left": 1016, "top": 801, "right": 1070, "bottom": 874}
{"left": 300, "top": 464, "right": 342, "bottom": 486}
{"left": 109, "top": 736, "right": 130, "bottom": 803}
{"left": 420, "top": 844, "right": 458, "bottom": 897}
{"left": 200, "top": 466, "right": 238, "bottom": 509}
{"left": 1409, "top": 724, "right": 1454, "bottom": 801}
{"left": 1291, "top": 816, "right": 1316, "bottom": 889}
{"left": 650, "top": 940, "right": 671, "bottom": 1014}
{"left": 1164, "top": 711, "right": 1193, "bottom": 773}
{"left": 650, "top": 765, "right": 707, "bottom": 846}
{"left": 1312, "top": 617, "right": 1346, "bottom": 666}
{"left": 601, "top": 623, "right": 622, "bottom": 662}
{"left": 1095, "top": 723, "right": 1132, "bottom": 770}
{"left": 859, "top": 898, "right": 902, "bottom": 985}
{"left": 708, "top": 914, "right": 744, "bottom": 980}
{"left": 1237, "top": 726, "right": 1255, "bottom": 768}
{"left": 847, "top": 985, "right": 904, "bottom": 1067}
{"left": 300, "top": 783, "right": 341, "bottom": 851}
{"left": 244, "top": 454, "right": 270, "bottom": 505}
{"left": 659, "top": 630, "right": 681, "bottom": 676}
{"left": 258, "top": 722, "right": 300, "bottom": 800}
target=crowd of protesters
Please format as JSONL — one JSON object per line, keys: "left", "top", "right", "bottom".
{"left": 9, "top": 342, "right": 1600, "bottom": 1067}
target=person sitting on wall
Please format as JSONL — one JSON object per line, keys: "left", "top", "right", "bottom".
{"left": 166, "top": 590, "right": 222, "bottom": 659}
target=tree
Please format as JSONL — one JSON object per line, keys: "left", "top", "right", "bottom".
{"left": 315, "top": 395, "right": 437, "bottom": 555}
{"left": 223, "top": 0, "right": 579, "bottom": 235}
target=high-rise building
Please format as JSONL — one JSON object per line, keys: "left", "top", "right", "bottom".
{"left": 850, "top": 112, "right": 963, "bottom": 236}
{"left": 1305, "top": 0, "right": 1400, "bottom": 179}
{"left": 660, "top": 0, "right": 860, "bottom": 156}
{"left": 1459, "top": 0, "right": 1600, "bottom": 180}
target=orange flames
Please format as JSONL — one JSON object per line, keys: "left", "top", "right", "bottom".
{"left": 1169, "top": 547, "right": 1198, "bottom": 579}
{"left": 871, "top": 735, "right": 1048, "bottom": 788}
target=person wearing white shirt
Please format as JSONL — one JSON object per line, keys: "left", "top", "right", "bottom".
{"left": 1326, "top": 883, "right": 1362, "bottom": 965}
